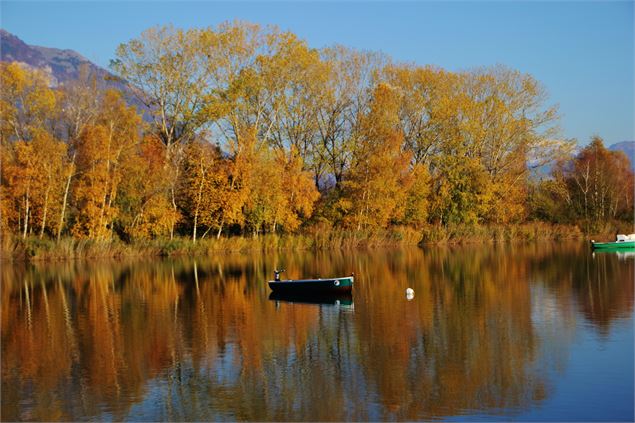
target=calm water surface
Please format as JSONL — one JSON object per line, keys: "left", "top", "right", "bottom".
{"left": 2, "top": 242, "right": 633, "bottom": 421}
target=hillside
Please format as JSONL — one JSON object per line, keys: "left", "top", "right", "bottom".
{"left": 0, "top": 28, "right": 116, "bottom": 86}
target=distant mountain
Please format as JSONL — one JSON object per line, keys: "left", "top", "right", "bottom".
{"left": 609, "top": 141, "right": 635, "bottom": 170}
{"left": 0, "top": 28, "right": 116, "bottom": 86}
{"left": 1, "top": 28, "right": 148, "bottom": 117}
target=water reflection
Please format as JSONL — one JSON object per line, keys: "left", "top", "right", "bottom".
{"left": 269, "top": 291, "right": 354, "bottom": 307}
{"left": 1, "top": 242, "right": 633, "bottom": 421}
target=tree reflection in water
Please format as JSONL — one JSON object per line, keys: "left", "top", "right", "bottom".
{"left": 1, "top": 242, "right": 633, "bottom": 421}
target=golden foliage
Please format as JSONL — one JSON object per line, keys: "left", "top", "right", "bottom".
{"left": 0, "top": 62, "right": 56, "bottom": 143}
{"left": 1, "top": 21, "right": 630, "bottom": 244}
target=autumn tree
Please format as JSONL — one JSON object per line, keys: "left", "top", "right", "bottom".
{"left": 340, "top": 83, "right": 412, "bottom": 229}
{"left": 311, "top": 47, "right": 386, "bottom": 190}
{"left": 553, "top": 137, "right": 634, "bottom": 229}
{"left": 113, "top": 25, "right": 221, "bottom": 238}
{"left": 179, "top": 140, "right": 225, "bottom": 242}
{"left": 0, "top": 64, "right": 67, "bottom": 238}
{"left": 0, "top": 62, "right": 56, "bottom": 143}
{"left": 71, "top": 90, "right": 141, "bottom": 239}
{"left": 244, "top": 146, "right": 318, "bottom": 235}
{"left": 386, "top": 64, "right": 454, "bottom": 166}
{"left": 401, "top": 164, "right": 431, "bottom": 228}
{"left": 112, "top": 26, "right": 214, "bottom": 156}
{"left": 461, "top": 67, "right": 562, "bottom": 223}
{"left": 2, "top": 130, "right": 68, "bottom": 238}
{"left": 121, "top": 135, "right": 181, "bottom": 240}
{"left": 407, "top": 66, "right": 566, "bottom": 225}
{"left": 266, "top": 35, "right": 325, "bottom": 175}
{"left": 278, "top": 149, "right": 320, "bottom": 231}
{"left": 52, "top": 66, "right": 108, "bottom": 240}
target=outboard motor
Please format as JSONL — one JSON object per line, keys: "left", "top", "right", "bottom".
{"left": 274, "top": 269, "right": 285, "bottom": 281}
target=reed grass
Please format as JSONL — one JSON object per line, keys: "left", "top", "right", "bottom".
{"left": 0, "top": 222, "right": 596, "bottom": 261}
{"left": 1, "top": 226, "right": 424, "bottom": 261}
{"left": 419, "top": 222, "right": 583, "bottom": 245}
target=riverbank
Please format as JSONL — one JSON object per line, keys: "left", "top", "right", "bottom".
{"left": 419, "top": 222, "right": 584, "bottom": 245}
{"left": 1, "top": 227, "right": 421, "bottom": 261}
{"left": 0, "top": 222, "right": 613, "bottom": 261}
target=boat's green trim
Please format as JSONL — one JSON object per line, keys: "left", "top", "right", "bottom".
{"left": 591, "top": 241, "right": 635, "bottom": 250}
{"left": 334, "top": 277, "right": 353, "bottom": 287}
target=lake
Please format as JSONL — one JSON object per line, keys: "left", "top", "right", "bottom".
{"left": 1, "top": 241, "right": 633, "bottom": 421}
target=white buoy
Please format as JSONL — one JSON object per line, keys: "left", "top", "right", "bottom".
{"left": 406, "top": 288, "right": 415, "bottom": 300}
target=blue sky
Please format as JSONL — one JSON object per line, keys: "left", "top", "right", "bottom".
{"left": 1, "top": 1, "right": 633, "bottom": 145}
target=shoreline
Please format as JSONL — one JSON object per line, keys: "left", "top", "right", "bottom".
{"left": 0, "top": 222, "right": 596, "bottom": 262}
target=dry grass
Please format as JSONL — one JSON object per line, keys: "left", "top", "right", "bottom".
{"left": 0, "top": 221, "right": 607, "bottom": 261}
{"left": 1, "top": 226, "right": 424, "bottom": 262}
{"left": 419, "top": 222, "right": 584, "bottom": 245}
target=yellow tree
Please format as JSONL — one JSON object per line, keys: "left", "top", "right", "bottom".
{"left": 244, "top": 146, "right": 319, "bottom": 235}
{"left": 53, "top": 66, "right": 105, "bottom": 240}
{"left": 112, "top": 25, "right": 212, "bottom": 157}
{"left": 180, "top": 140, "right": 225, "bottom": 242}
{"left": 71, "top": 125, "right": 111, "bottom": 238}
{"left": 122, "top": 135, "right": 180, "bottom": 239}
{"left": 113, "top": 25, "right": 222, "bottom": 238}
{"left": 2, "top": 130, "right": 67, "bottom": 238}
{"left": 72, "top": 90, "right": 141, "bottom": 239}
{"left": 461, "top": 67, "right": 562, "bottom": 223}
{"left": 386, "top": 64, "right": 455, "bottom": 166}
{"left": 0, "top": 63, "right": 69, "bottom": 238}
{"left": 243, "top": 146, "right": 282, "bottom": 236}
{"left": 202, "top": 23, "right": 321, "bottom": 155}
{"left": 265, "top": 33, "right": 325, "bottom": 182}
{"left": 341, "top": 83, "right": 412, "bottom": 230}
{"left": 0, "top": 62, "right": 56, "bottom": 143}
{"left": 277, "top": 149, "right": 320, "bottom": 231}
{"left": 199, "top": 22, "right": 325, "bottom": 235}
{"left": 401, "top": 164, "right": 431, "bottom": 229}
{"left": 313, "top": 46, "right": 386, "bottom": 189}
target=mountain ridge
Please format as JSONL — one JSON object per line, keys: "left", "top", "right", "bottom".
{"left": 0, "top": 29, "right": 148, "bottom": 115}
{"left": 0, "top": 28, "right": 113, "bottom": 86}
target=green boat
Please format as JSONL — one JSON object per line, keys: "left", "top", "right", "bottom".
{"left": 268, "top": 270, "right": 354, "bottom": 294}
{"left": 590, "top": 234, "right": 635, "bottom": 250}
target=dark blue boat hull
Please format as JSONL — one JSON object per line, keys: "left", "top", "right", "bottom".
{"left": 268, "top": 277, "right": 353, "bottom": 294}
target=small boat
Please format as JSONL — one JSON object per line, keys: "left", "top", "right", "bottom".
{"left": 268, "top": 270, "right": 353, "bottom": 294}
{"left": 591, "top": 234, "right": 635, "bottom": 250}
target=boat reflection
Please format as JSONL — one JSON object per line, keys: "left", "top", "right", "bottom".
{"left": 616, "top": 251, "right": 635, "bottom": 260}
{"left": 269, "top": 291, "right": 354, "bottom": 309}
{"left": 593, "top": 250, "right": 635, "bottom": 260}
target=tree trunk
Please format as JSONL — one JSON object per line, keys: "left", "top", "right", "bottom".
{"left": 98, "top": 126, "right": 114, "bottom": 240}
{"left": 22, "top": 186, "right": 30, "bottom": 239}
{"left": 106, "top": 182, "right": 118, "bottom": 239}
{"left": 192, "top": 211, "right": 198, "bottom": 243}
{"left": 39, "top": 181, "right": 51, "bottom": 239}
{"left": 201, "top": 226, "right": 212, "bottom": 239}
{"left": 192, "top": 163, "right": 205, "bottom": 243}
{"left": 216, "top": 216, "right": 224, "bottom": 239}
{"left": 170, "top": 186, "right": 177, "bottom": 240}
{"left": 98, "top": 189, "right": 108, "bottom": 240}
{"left": 57, "top": 153, "right": 76, "bottom": 241}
